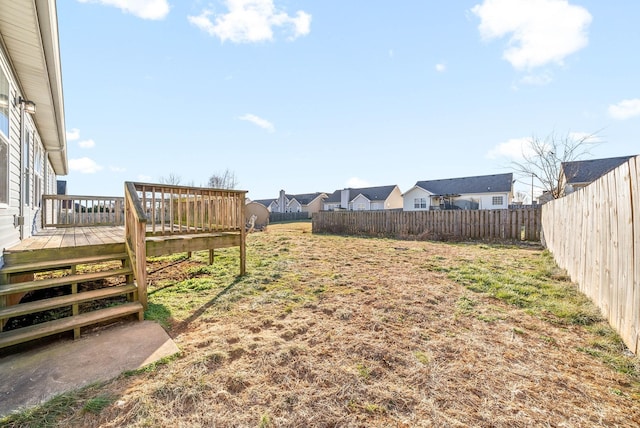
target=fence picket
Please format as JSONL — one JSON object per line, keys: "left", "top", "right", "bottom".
{"left": 541, "top": 155, "right": 639, "bottom": 355}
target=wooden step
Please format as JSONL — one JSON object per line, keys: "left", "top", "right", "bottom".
{"left": 0, "top": 284, "right": 138, "bottom": 320}
{"left": 0, "top": 268, "right": 133, "bottom": 296}
{"left": 0, "top": 302, "right": 144, "bottom": 349}
{"left": 0, "top": 253, "right": 130, "bottom": 275}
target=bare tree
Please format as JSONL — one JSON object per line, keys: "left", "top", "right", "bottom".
{"left": 511, "top": 131, "right": 600, "bottom": 200}
{"left": 513, "top": 191, "right": 529, "bottom": 204}
{"left": 159, "top": 173, "right": 182, "bottom": 186}
{"left": 208, "top": 168, "right": 238, "bottom": 189}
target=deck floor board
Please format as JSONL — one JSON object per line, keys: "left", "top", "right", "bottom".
{"left": 7, "top": 227, "right": 126, "bottom": 252}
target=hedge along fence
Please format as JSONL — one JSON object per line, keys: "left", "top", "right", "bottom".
{"left": 312, "top": 208, "right": 541, "bottom": 242}
{"left": 542, "top": 155, "right": 640, "bottom": 355}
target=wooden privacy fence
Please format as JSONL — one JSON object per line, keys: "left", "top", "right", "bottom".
{"left": 42, "top": 195, "right": 124, "bottom": 227}
{"left": 313, "top": 208, "right": 541, "bottom": 241}
{"left": 270, "top": 212, "right": 312, "bottom": 223}
{"left": 541, "top": 156, "right": 639, "bottom": 355}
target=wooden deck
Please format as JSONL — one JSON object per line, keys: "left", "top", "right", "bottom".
{"left": 6, "top": 227, "right": 125, "bottom": 252}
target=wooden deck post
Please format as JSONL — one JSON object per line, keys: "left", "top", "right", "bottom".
{"left": 240, "top": 193, "right": 246, "bottom": 276}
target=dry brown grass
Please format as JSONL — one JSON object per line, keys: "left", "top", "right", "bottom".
{"left": 6, "top": 222, "right": 639, "bottom": 427}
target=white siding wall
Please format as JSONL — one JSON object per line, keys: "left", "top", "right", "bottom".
{"left": 454, "top": 192, "right": 509, "bottom": 210}
{"left": 0, "top": 43, "right": 55, "bottom": 263}
{"left": 288, "top": 200, "right": 302, "bottom": 212}
{"left": 0, "top": 47, "right": 21, "bottom": 257}
{"left": 351, "top": 194, "right": 371, "bottom": 211}
{"left": 324, "top": 202, "right": 341, "bottom": 211}
{"left": 402, "top": 187, "right": 432, "bottom": 211}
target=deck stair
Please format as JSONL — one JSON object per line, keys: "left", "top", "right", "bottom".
{"left": 0, "top": 247, "right": 143, "bottom": 350}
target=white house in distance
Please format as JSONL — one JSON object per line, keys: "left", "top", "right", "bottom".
{"left": 403, "top": 173, "right": 513, "bottom": 211}
{"left": 255, "top": 190, "right": 328, "bottom": 214}
{"left": 0, "top": 1, "right": 67, "bottom": 262}
{"left": 323, "top": 185, "right": 403, "bottom": 211}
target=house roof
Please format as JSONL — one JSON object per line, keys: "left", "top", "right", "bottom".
{"left": 413, "top": 173, "right": 513, "bottom": 196}
{"left": 253, "top": 199, "right": 276, "bottom": 207}
{"left": 285, "top": 192, "right": 326, "bottom": 205}
{"left": 0, "top": 0, "right": 67, "bottom": 174}
{"left": 561, "top": 156, "right": 635, "bottom": 185}
{"left": 325, "top": 185, "right": 398, "bottom": 203}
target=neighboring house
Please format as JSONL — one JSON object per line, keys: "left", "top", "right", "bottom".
{"left": 403, "top": 173, "right": 513, "bottom": 211}
{"left": 0, "top": 1, "right": 67, "bottom": 262}
{"left": 323, "top": 185, "right": 403, "bottom": 211}
{"left": 255, "top": 190, "right": 327, "bottom": 214}
{"left": 560, "top": 155, "right": 635, "bottom": 195}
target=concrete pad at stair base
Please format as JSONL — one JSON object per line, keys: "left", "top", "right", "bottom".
{"left": 0, "top": 321, "right": 179, "bottom": 417}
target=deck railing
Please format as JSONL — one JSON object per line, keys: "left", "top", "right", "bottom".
{"left": 123, "top": 182, "right": 247, "bottom": 308}
{"left": 124, "top": 182, "right": 148, "bottom": 309}
{"left": 42, "top": 194, "right": 124, "bottom": 227}
{"left": 131, "top": 182, "right": 246, "bottom": 236}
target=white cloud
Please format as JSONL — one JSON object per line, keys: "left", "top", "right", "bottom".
{"left": 568, "top": 131, "right": 601, "bottom": 144}
{"left": 238, "top": 113, "right": 275, "bottom": 132}
{"left": 137, "top": 174, "right": 152, "bottom": 182}
{"left": 519, "top": 71, "right": 553, "bottom": 86}
{"left": 608, "top": 99, "right": 640, "bottom": 120}
{"left": 66, "top": 128, "right": 80, "bottom": 141}
{"left": 188, "top": 0, "right": 311, "bottom": 43}
{"left": 76, "top": 0, "right": 169, "bottom": 20}
{"left": 109, "top": 165, "right": 126, "bottom": 172}
{"left": 486, "top": 137, "right": 532, "bottom": 160}
{"left": 389, "top": 49, "right": 394, "bottom": 58}
{"left": 471, "top": 0, "right": 592, "bottom": 70}
{"left": 346, "top": 177, "right": 372, "bottom": 188}
{"left": 69, "top": 157, "right": 103, "bottom": 174}
{"left": 435, "top": 63, "right": 446, "bottom": 73}
{"left": 78, "top": 139, "right": 96, "bottom": 149}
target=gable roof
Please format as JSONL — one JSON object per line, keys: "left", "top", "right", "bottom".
{"left": 285, "top": 192, "right": 326, "bottom": 205}
{"left": 561, "top": 156, "right": 635, "bottom": 185}
{"left": 253, "top": 199, "right": 276, "bottom": 207}
{"left": 414, "top": 173, "right": 513, "bottom": 196}
{"left": 325, "top": 185, "right": 398, "bottom": 203}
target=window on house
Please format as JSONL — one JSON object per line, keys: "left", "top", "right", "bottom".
{"left": 492, "top": 196, "right": 503, "bottom": 206}
{"left": 0, "top": 67, "right": 9, "bottom": 138}
{"left": 414, "top": 198, "right": 427, "bottom": 209}
{"left": 34, "top": 142, "right": 43, "bottom": 206}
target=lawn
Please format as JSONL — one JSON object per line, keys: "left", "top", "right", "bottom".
{"left": 3, "top": 222, "right": 639, "bottom": 427}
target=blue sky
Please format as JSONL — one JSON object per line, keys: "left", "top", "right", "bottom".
{"left": 58, "top": 0, "right": 640, "bottom": 202}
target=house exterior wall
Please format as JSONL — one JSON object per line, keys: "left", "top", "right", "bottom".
{"left": 455, "top": 192, "right": 510, "bottom": 209}
{"left": 288, "top": 200, "right": 302, "bottom": 212}
{"left": 0, "top": 43, "right": 53, "bottom": 262}
{"left": 301, "top": 195, "right": 326, "bottom": 214}
{"left": 403, "top": 187, "right": 433, "bottom": 211}
{"left": 351, "top": 194, "right": 371, "bottom": 211}
{"left": 385, "top": 186, "right": 404, "bottom": 210}
{"left": 403, "top": 187, "right": 510, "bottom": 211}
{"left": 323, "top": 202, "right": 341, "bottom": 211}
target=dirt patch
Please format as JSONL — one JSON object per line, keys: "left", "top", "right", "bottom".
{"left": 7, "top": 222, "right": 639, "bottom": 427}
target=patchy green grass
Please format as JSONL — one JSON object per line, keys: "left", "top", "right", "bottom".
{"left": 2, "top": 223, "right": 638, "bottom": 427}
{"left": 447, "top": 248, "right": 603, "bottom": 326}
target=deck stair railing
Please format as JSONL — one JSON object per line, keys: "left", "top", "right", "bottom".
{"left": 42, "top": 195, "right": 125, "bottom": 227}
{"left": 124, "top": 182, "right": 247, "bottom": 309}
